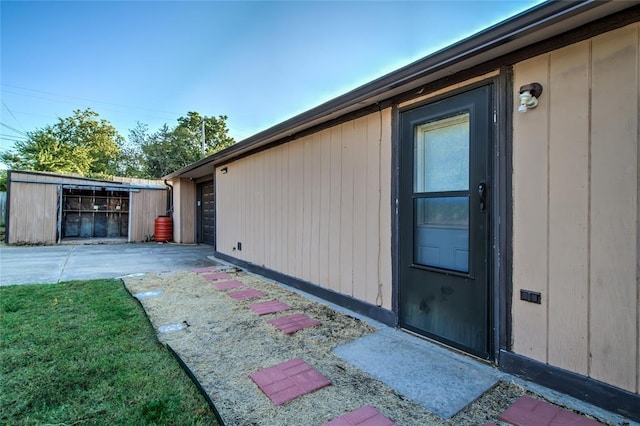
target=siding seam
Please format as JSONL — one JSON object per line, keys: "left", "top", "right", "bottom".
{"left": 636, "top": 23, "right": 640, "bottom": 395}
{"left": 338, "top": 126, "right": 343, "bottom": 294}
{"left": 377, "top": 107, "right": 384, "bottom": 307}
{"left": 546, "top": 54, "right": 552, "bottom": 365}
{"left": 587, "top": 38, "right": 593, "bottom": 379}
{"left": 365, "top": 117, "right": 371, "bottom": 304}
{"left": 351, "top": 121, "right": 356, "bottom": 297}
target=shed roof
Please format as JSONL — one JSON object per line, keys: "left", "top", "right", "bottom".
{"left": 165, "top": 0, "right": 637, "bottom": 180}
{"left": 9, "top": 170, "right": 167, "bottom": 190}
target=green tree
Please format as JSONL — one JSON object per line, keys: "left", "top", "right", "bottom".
{"left": 136, "top": 112, "right": 235, "bottom": 178}
{"left": 175, "top": 112, "right": 235, "bottom": 155}
{"left": 116, "top": 122, "right": 147, "bottom": 178}
{"left": 0, "top": 169, "right": 7, "bottom": 192}
{"left": 0, "top": 109, "right": 124, "bottom": 178}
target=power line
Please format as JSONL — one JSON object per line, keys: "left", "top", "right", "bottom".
{"left": 0, "top": 122, "right": 27, "bottom": 137}
{"left": 0, "top": 137, "right": 27, "bottom": 144}
{"left": 1, "top": 84, "right": 183, "bottom": 117}
{"left": 2, "top": 101, "right": 27, "bottom": 132}
{"left": 2, "top": 89, "right": 178, "bottom": 123}
{"left": 4, "top": 109, "right": 59, "bottom": 121}
{"left": 0, "top": 133, "right": 28, "bottom": 140}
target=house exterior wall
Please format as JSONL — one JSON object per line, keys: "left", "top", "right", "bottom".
{"left": 172, "top": 178, "right": 196, "bottom": 244}
{"left": 512, "top": 23, "right": 640, "bottom": 394}
{"left": 216, "top": 110, "right": 393, "bottom": 310}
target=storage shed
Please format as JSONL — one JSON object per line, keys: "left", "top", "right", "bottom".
{"left": 5, "top": 170, "right": 168, "bottom": 244}
{"left": 165, "top": 1, "right": 640, "bottom": 420}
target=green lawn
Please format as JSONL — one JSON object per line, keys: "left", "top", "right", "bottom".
{"left": 0, "top": 279, "right": 218, "bottom": 425}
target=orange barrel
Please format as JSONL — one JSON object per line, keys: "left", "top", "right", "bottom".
{"left": 154, "top": 216, "right": 173, "bottom": 242}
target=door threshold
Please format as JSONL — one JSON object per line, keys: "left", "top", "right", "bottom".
{"left": 399, "top": 327, "right": 494, "bottom": 365}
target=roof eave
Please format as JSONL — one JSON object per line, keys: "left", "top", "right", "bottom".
{"left": 165, "top": 0, "right": 635, "bottom": 180}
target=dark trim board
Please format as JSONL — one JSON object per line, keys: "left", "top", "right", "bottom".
{"left": 390, "top": 104, "right": 401, "bottom": 318}
{"left": 496, "top": 66, "right": 514, "bottom": 359}
{"left": 499, "top": 350, "right": 640, "bottom": 422}
{"left": 214, "top": 251, "right": 398, "bottom": 327}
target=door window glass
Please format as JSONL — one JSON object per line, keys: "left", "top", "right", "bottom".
{"left": 414, "top": 197, "right": 469, "bottom": 272}
{"left": 414, "top": 113, "right": 469, "bottom": 193}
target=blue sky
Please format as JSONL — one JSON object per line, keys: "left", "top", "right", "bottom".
{"left": 1, "top": 0, "right": 542, "bottom": 153}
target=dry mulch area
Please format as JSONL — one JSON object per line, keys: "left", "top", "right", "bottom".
{"left": 123, "top": 268, "right": 545, "bottom": 425}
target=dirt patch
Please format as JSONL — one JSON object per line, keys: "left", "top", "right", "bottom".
{"left": 123, "top": 269, "right": 598, "bottom": 426}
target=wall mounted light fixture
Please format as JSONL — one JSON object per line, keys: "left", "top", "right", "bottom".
{"left": 220, "top": 167, "right": 228, "bottom": 174}
{"left": 518, "top": 83, "right": 543, "bottom": 113}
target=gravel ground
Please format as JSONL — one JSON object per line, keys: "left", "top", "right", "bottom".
{"left": 123, "top": 268, "right": 606, "bottom": 426}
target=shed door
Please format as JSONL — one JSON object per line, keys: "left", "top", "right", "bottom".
{"left": 399, "top": 85, "right": 492, "bottom": 359}
{"left": 62, "top": 188, "right": 129, "bottom": 239}
{"left": 197, "top": 181, "right": 215, "bottom": 246}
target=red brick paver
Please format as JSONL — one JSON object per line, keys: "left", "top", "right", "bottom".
{"left": 213, "top": 280, "right": 244, "bottom": 290}
{"left": 249, "top": 358, "right": 331, "bottom": 405}
{"left": 248, "top": 300, "right": 291, "bottom": 315}
{"left": 498, "top": 396, "right": 602, "bottom": 426}
{"left": 191, "top": 266, "right": 220, "bottom": 273}
{"left": 201, "top": 272, "right": 232, "bottom": 281}
{"left": 227, "top": 288, "right": 266, "bottom": 300}
{"left": 323, "top": 405, "right": 396, "bottom": 426}
{"left": 267, "top": 313, "right": 320, "bottom": 334}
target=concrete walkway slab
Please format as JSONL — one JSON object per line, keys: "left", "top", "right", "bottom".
{"left": 333, "top": 328, "right": 502, "bottom": 419}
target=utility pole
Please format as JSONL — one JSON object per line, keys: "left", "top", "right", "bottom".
{"left": 201, "top": 120, "right": 205, "bottom": 155}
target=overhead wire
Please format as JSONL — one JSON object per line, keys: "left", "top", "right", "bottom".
{"left": 0, "top": 122, "right": 27, "bottom": 137}
{"left": 1, "top": 84, "right": 244, "bottom": 139}
{"left": 2, "top": 101, "right": 27, "bottom": 133}
{"left": 0, "top": 136, "right": 27, "bottom": 143}
{"left": 1, "top": 89, "right": 179, "bottom": 123}
{"left": 1, "top": 84, "right": 183, "bottom": 118}
{"left": 0, "top": 134, "right": 28, "bottom": 140}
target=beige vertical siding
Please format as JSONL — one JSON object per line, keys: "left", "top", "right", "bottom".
{"left": 512, "top": 24, "right": 639, "bottom": 393}
{"left": 590, "top": 25, "right": 639, "bottom": 393}
{"left": 513, "top": 53, "right": 550, "bottom": 364}
{"left": 172, "top": 179, "right": 196, "bottom": 244}
{"left": 129, "top": 189, "right": 166, "bottom": 242}
{"left": 547, "top": 41, "right": 590, "bottom": 376}
{"left": 7, "top": 181, "right": 58, "bottom": 244}
{"left": 216, "top": 110, "right": 393, "bottom": 310}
